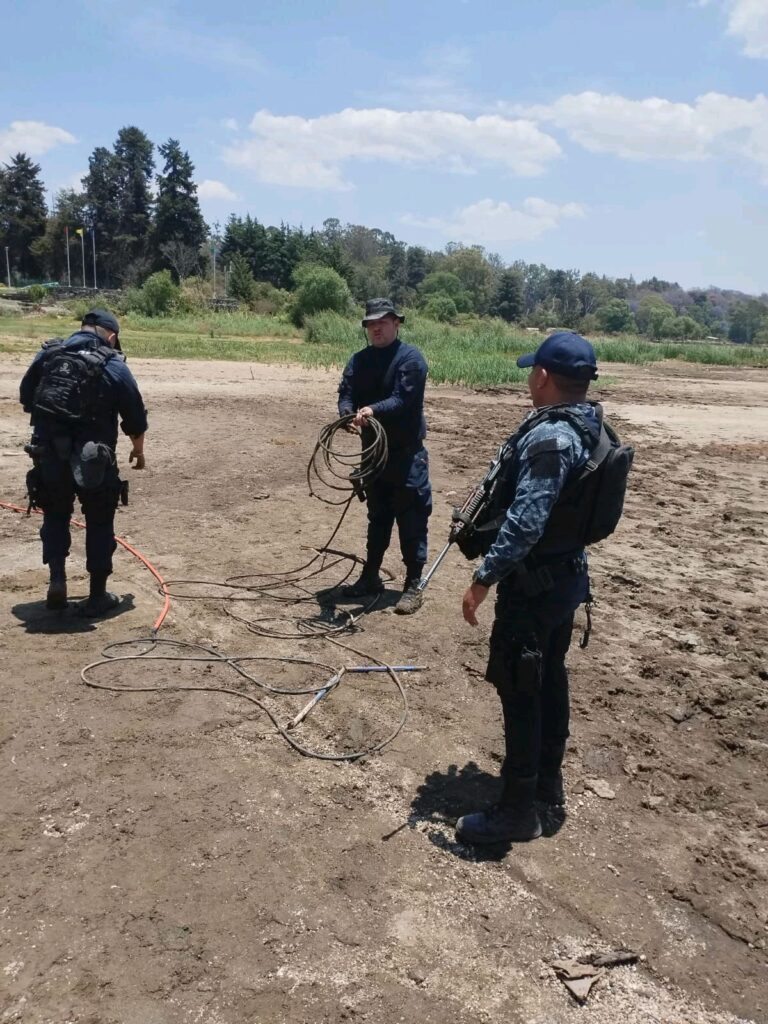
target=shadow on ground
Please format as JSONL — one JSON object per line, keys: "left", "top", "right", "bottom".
{"left": 11, "top": 593, "right": 136, "bottom": 634}
{"left": 401, "top": 761, "right": 567, "bottom": 863}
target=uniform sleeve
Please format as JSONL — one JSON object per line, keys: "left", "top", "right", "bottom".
{"left": 475, "top": 425, "right": 578, "bottom": 586}
{"left": 338, "top": 356, "right": 355, "bottom": 416}
{"left": 19, "top": 351, "right": 47, "bottom": 412}
{"left": 369, "top": 351, "right": 427, "bottom": 418}
{"left": 108, "top": 360, "right": 148, "bottom": 437}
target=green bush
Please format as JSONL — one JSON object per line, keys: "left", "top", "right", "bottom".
{"left": 126, "top": 270, "right": 180, "bottom": 317}
{"left": 422, "top": 292, "right": 458, "bottom": 323}
{"left": 290, "top": 263, "right": 352, "bottom": 327}
{"left": 26, "top": 284, "right": 46, "bottom": 303}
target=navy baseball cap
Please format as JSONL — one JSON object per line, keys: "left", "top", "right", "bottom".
{"left": 516, "top": 331, "right": 598, "bottom": 381}
{"left": 81, "top": 308, "right": 122, "bottom": 351}
{"left": 362, "top": 298, "right": 404, "bottom": 326}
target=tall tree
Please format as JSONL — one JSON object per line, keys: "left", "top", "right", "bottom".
{"left": 113, "top": 126, "right": 154, "bottom": 280}
{"left": 490, "top": 269, "right": 524, "bottom": 323}
{"left": 82, "top": 146, "right": 121, "bottom": 285}
{"left": 387, "top": 244, "right": 409, "bottom": 307}
{"left": 406, "top": 246, "right": 428, "bottom": 291}
{"left": 153, "top": 138, "right": 206, "bottom": 275}
{"left": 0, "top": 153, "right": 48, "bottom": 281}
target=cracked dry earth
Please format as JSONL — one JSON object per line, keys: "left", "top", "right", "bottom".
{"left": 0, "top": 352, "right": 767, "bottom": 1024}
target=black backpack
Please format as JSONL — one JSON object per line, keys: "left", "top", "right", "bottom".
{"left": 32, "top": 337, "right": 117, "bottom": 425}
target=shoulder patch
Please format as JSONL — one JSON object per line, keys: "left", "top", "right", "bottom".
{"left": 527, "top": 436, "right": 567, "bottom": 458}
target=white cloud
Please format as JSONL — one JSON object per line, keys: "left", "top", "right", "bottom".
{"left": 223, "top": 108, "right": 561, "bottom": 190}
{"left": 197, "top": 179, "right": 239, "bottom": 201}
{"left": 402, "top": 197, "right": 586, "bottom": 244}
{"left": 727, "top": 0, "right": 768, "bottom": 57}
{"left": 515, "top": 91, "right": 768, "bottom": 179}
{"left": 0, "top": 121, "right": 76, "bottom": 163}
{"left": 222, "top": 118, "right": 239, "bottom": 132}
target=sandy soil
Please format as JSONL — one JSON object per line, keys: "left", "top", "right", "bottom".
{"left": 1, "top": 352, "right": 767, "bottom": 1024}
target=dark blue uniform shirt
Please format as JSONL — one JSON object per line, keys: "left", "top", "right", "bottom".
{"left": 20, "top": 331, "right": 148, "bottom": 448}
{"left": 478, "top": 403, "right": 600, "bottom": 587}
{"left": 338, "top": 339, "right": 428, "bottom": 484}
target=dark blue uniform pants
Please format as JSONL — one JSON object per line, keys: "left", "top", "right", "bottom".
{"left": 34, "top": 451, "right": 119, "bottom": 575}
{"left": 365, "top": 448, "right": 432, "bottom": 578}
{"left": 485, "top": 569, "right": 588, "bottom": 780}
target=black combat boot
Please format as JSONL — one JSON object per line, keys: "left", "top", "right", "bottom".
{"left": 394, "top": 567, "right": 424, "bottom": 615}
{"left": 537, "top": 742, "right": 567, "bottom": 806}
{"left": 340, "top": 563, "right": 385, "bottom": 598}
{"left": 78, "top": 572, "right": 120, "bottom": 617}
{"left": 455, "top": 775, "right": 542, "bottom": 845}
{"left": 46, "top": 558, "right": 68, "bottom": 610}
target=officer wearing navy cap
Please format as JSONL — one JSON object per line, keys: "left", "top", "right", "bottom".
{"left": 19, "top": 308, "right": 148, "bottom": 616}
{"left": 456, "top": 331, "right": 601, "bottom": 845}
{"left": 337, "top": 298, "right": 431, "bottom": 614}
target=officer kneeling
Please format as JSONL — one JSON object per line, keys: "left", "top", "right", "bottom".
{"left": 456, "top": 332, "right": 632, "bottom": 845}
{"left": 19, "top": 309, "right": 148, "bottom": 617}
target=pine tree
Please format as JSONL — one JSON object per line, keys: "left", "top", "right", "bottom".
{"left": 153, "top": 138, "right": 206, "bottom": 276}
{"left": 113, "top": 126, "right": 154, "bottom": 280}
{"left": 0, "top": 153, "right": 48, "bottom": 281}
{"left": 83, "top": 146, "right": 121, "bottom": 286}
{"left": 227, "top": 251, "right": 256, "bottom": 304}
{"left": 387, "top": 244, "right": 409, "bottom": 307}
{"left": 490, "top": 269, "right": 524, "bottom": 323}
{"left": 406, "top": 246, "right": 428, "bottom": 291}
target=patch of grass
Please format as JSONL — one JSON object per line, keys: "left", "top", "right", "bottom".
{"left": 1, "top": 311, "right": 767, "bottom": 386}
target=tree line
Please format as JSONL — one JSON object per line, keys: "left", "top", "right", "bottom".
{"left": 1, "top": 126, "right": 767, "bottom": 342}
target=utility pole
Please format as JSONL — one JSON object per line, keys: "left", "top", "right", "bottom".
{"left": 80, "top": 232, "right": 86, "bottom": 288}
{"left": 91, "top": 227, "right": 97, "bottom": 290}
{"left": 212, "top": 237, "right": 217, "bottom": 298}
{"left": 4, "top": 246, "right": 10, "bottom": 288}
{"left": 65, "top": 227, "right": 71, "bottom": 286}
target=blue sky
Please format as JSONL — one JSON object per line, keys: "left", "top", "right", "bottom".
{"left": 2, "top": 0, "right": 767, "bottom": 293}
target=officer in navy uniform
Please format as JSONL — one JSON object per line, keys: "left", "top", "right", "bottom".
{"left": 457, "top": 332, "right": 601, "bottom": 845}
{"left": 19, "top": 309, "right": 148, "bottom": 616}
{"left": 338, "top": 298, "right": 431, "bottom": 614}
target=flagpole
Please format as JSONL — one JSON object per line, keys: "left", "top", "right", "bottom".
{"left": 91, "top": 227, "right": 97, "bottom": 290}
{"left": 65, "top": 227, "right": 71, "bottom": 287}
{"left": 80, "top": 231, "right": 86, "bottom": 288}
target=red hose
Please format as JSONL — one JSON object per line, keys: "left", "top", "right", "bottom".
{"left": 0, "top": 501, "right": 170, "bottom": 632}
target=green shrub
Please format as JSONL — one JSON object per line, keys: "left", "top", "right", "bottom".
{"left": 26, "top": 284, "right": 46, "bottom": 303}
{"left": 126, "top": 270, "right": 180, "bottom": 317}
{"left": 290, "top": 263, "right": 352, "bottom": 327}
{"left": 422, "top": 292, "right": 458, "bottom": 323}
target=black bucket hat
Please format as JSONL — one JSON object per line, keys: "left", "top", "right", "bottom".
{"left": 362, "top": 298, "right": 404, "bottom": 326}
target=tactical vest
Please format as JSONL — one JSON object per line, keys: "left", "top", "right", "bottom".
{"left": 32, "top": 337, "right": 119, "bottom": 427}
{"left": 470, "top": 403, "right": 634, "bottom": 560}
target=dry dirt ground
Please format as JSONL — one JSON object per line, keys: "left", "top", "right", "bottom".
{"left": 1, "top": 352, "right": 767, "bottom": 1024}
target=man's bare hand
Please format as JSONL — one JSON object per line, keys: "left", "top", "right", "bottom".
{"left": 129, "top": 448, "right": 145, "bottom": 470}
{"left": 353, "top": 406, "right": 374, "bottom": 428}
{"left": 462, "top": 582, "right": 489, "bottom": 626}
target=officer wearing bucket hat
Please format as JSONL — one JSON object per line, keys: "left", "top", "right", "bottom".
{"left": 456, "top": 331, "right": 602, "bottom": 846}
{"left": 19, "top": 308, "right": 148, "bottom": 616}
{"left": 337, "top": 298, "right": 432, "bottom": 614}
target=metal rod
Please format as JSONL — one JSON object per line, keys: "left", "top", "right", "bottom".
{"left": 346, "top": 666, "right": 426, "bottom": 673}
{"left": 416, "top": 540, "right": 453, "bottom": 592}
